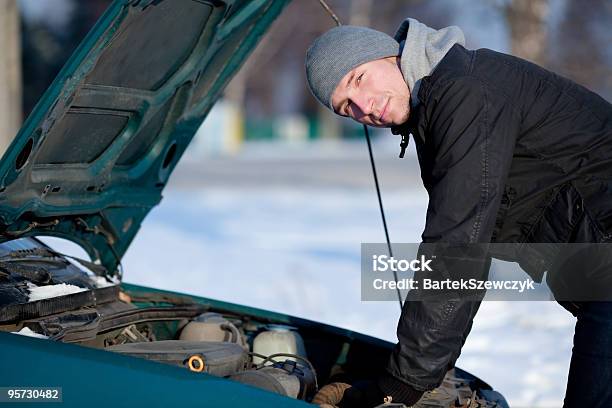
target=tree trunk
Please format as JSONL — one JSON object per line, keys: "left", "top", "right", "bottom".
{"left": 0, "top": 0, "right": 22, "bottom": 156}
{"left": 504, "top": 0, "right": 549, "bottom": 65}
{"left": 349, "top": 0, "right": 373, "bottom": 26}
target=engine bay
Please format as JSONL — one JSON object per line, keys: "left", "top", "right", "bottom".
{"left": 0, "top": 239, "right": 508, "bottom": 407}
{"left": 2, "top": 287, "right": 509, "bottom": 407}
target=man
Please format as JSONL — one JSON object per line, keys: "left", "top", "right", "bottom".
{"left": 305, "top": 18, "right": 612, "bottom": 408}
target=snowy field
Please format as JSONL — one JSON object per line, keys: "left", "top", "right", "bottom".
{"left": 49, "top": 140, "right": 576, "bottom": 407}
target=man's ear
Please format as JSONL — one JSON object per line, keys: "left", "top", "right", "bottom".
{"left": 384, "top": 55, "right": 399, "bottom": 65}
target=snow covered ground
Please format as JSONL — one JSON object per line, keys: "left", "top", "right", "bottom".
{"left": 47, "top": 140, "right": 576, "bottom": 407}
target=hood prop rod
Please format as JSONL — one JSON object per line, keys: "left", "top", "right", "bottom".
{"left": 318, "top": 0, "right": 404, "bottom": 311}
{"left": 363, "top": 125, "right": 403, "bottom": 310}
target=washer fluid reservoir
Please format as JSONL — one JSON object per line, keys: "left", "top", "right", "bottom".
{"left": 252, "top": 324, "right": 306, "bottom": 365}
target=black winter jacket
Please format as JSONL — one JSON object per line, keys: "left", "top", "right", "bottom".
{"left": 384, "top": 44, "right": 612, "bottom": 393}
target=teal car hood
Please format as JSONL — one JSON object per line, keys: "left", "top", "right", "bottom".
{"left": 0, "top": 0, "right": 290, "bottom": 277}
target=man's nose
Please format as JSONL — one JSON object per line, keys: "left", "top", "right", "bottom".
{"left": 351, "top": 92, "right": 373, "bottom": 117}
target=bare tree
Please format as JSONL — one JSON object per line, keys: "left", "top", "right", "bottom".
{"left": 503, "top": 0, "right": 549, "bottom": 65}
{"left": 349, "top": 0, "right": 373, "bottom": 26}
{"left": 0, "top": 0, "right": 22, "bottom": 155}
{"left": 548, "top": 0, "right": 612, "bottom": 100}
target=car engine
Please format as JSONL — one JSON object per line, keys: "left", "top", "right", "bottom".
{"left": 0, "top": 239, "right": 508, "bottom": 407}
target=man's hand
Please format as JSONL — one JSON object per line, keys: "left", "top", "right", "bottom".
{"left": 312, "top": 382, "right": 351, "bottom": 407}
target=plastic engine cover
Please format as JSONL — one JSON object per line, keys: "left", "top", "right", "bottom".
{"left": 106, "top": 340, "right": 248, "bottom": 377}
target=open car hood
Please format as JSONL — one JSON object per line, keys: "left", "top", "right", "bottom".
{"left": 0, "top": 0, "right": 290, "bottom": 277}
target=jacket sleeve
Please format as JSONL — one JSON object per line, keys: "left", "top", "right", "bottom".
{"left": 383, "top": 76, "right": 520, "bottom": 392}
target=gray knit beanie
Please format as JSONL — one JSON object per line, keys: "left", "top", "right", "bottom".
{"left": 305, "top": 26, "right": 400, "bottom": 111}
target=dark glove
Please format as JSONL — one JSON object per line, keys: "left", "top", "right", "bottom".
{"left": 378, "top": 374, "right": 424, "bottom": 407}
{"left": 337, "top": 380, "right": 386, "bottom": 408}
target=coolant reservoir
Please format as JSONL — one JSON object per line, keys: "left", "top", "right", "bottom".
{"left": 252, "top": 324, "right": 307, "bottom": 365}
{"left": 179, "top": 312, "right": 245, "bottom": 347}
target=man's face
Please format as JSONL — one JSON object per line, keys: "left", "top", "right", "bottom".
{"left": 330, "top": 56, "right": 410, "bottom": 127}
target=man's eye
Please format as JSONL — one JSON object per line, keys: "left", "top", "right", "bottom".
{"left": 356, "top": 73, "right": 363, "bottom": 85}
